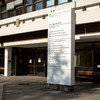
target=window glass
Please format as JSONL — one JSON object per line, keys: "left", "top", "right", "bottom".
{"left": 95, "top": 43, "right": 100, "bottom": 49}
{"left": 76, "top": 51, "right": 92, "bottom": 67}
{"left": 25, "top": 0, "right": 33, "bottom": 4}
{"left": 58, "top": 0, "right": 68, "bottom": 4}
{"left": 76, "top": 43, "right": 92, "bottom": 50}
{"left": 1, "top": 13, "right": 7, "bottom": 19}
{"left": 9, "top": 11, "right": 14, "bottom": 17}
{"left": 16, "top": 8, "right": 23, "bottom": 15}
{"left": 46, "top": 0, "right": 54, "bottom": 8}
{"left": 26, "top": 6, "right": 32, "bottom": 13}
{"left": 95, "top": 51, "right": 100, "bottom": 69}
{"left": 35, "top": 2, "right": 43, "bottom": 11}
{"left": 74, "top": 53, "right": 78, "bottom": 67}
{"left": 72, "top": 0, "right": 76, "bottom": 1}
{"left": 0, "top": 49, "right": 4, "bottom": 67}
{"left": 1, "top": 6, "right": 6, "bottom": 12}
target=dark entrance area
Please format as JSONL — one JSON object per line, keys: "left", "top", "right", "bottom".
{"left": 12, "top": 47, "right": 47, "bottom": 77}
{"left": 95, "top": 51, "right": 100, "bottom": 70}
{"left": 75, "top": 42, "right": 100, "bottom": 82}
{"left": 0, "top": 48, "right": 4, "bottom": 74}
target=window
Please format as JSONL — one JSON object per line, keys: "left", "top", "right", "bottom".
{"left": 46, "top": 0, "right": 54, "bottom": 8}
{"left": 25, "top": 0, "right": 33, "bottom": 4}
{"left": 1, "top": 5, "right": 7, "bottom": 19}
{"left": 16, "top": 8, "right": 23, "bottom": 15}
{"left": 95, "top": 43, "right": 100, "bottom": 49}
{"left": 0, "top": 49, "right": 4, "bottom": 67}
{"left": 1, "top": 5, "right": 6, "bottom": 12}
{"left": 25, "top": 0, "right": 33, "bottom": 13}
{"left": 76, "top": 43, "right": 92, "bottom": 50}
{"left": 72, "top": 0, "right": 76, "bottom": 1}
{"left": 35, "top": 2, "right": 43, "bottom": 11}
{"left": 58, "top": 0, "right": 68, "bottom": 5}
{"left": 75, "top": 51, "right": 92, "bottom": 67}
{"left": 26, "top": 5, "right": 32, "bottom": 13}
{"left": 75, "top": 43, "right": 93, "bottom": 67}
{"left": 1, "top": 13, "right": 7, "bottom": 19}
{"left": 95, "top": 50, "right": 100, "bottom": 70}
{"left": 8, "top": 10, "right": 14, "bottom": 18}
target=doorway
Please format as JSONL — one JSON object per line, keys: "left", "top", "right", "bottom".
{"left": 27, "top": 48, "right": 47, "bottom": 76}
{"left": 0, "top": 48, "right": 4, "bottom": 75}
{"left": 95, "top": 51, "right": 100, "bottom": 70}
{"left": 12, "top": 47, "right": 47, "bottom": 77}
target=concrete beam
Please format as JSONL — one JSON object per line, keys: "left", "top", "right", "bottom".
{"left": 3, "top": 38, "right": 48, "bottom": 47}
{"left": 76, "top": 0, "right": 100, "bottom": 8}
{"left": 76, "top": 9, "right": 100, "bottom": 24}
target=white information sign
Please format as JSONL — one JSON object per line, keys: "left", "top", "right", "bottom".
{"left": 47, "top": 9, "right": 75, "bottom": 86}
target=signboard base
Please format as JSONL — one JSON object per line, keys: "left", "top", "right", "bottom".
{"left": 48, "top": 84, "right": 74, "bottom": 92}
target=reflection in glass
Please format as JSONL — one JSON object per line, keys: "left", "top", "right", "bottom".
{"left": 72, "top": 0, "right": 76, "bottom": 1}
{"left": 26, "top": 6, "right": 32, "bottom": 13}
{"left": 1, "top": 6, "right": 6, "bottom": 12}
{"left": 29, "top": 59, "right": 32, "bottom": 64}
{"left": 16, "top": 8, "right": 23, "bottom": 15}
{"left": 75, "top": 51, "right": 92, "bottom": 67}
{"left": 9, "top": 11, "right": 14, "bottom": 17}
{"left": 46, "top": 0, "right": 54, "bottom": 8}
{"left": 25, "top": 0, "right": 33, "bottom": 4}
{"left": 35, "top": 2, "right": 43, "bottom": 11}
{"left": 58, "top": 0, "right": 68, "bottom": 4}
{"left": 1, "top": 13, "right": 7, "bottom": 19}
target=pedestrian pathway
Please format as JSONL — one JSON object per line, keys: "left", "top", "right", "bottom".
{"left": 0, "top": 83, "right": 4, "bottom": 100}
{"left": 0, "top": 76, "right": 100, "bottom": 100}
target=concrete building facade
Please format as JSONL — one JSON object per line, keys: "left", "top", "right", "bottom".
{"left": 0, "top": 0, "right": 100, "bottom": 84}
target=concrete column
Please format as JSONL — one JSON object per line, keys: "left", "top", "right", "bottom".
{"left": 4, "top": 47, "right": 12, "bottom": 76}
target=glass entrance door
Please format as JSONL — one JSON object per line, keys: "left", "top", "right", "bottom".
{"left": 12, "top": 47, "right": 47, "bottom": 76}
{"left": 35, "top": 55, "right": 46, "bottom": 76}
{"left": 95, "top": 51, "right": 100, "bottom": 70}
{"left": 27, "top": 59, "right": 46, "bottom": 76}
{"left": 34, "top": 48, "right": 47, "bottom": 76}
{"left": 27, "top": 48, "right": 47, "bottom": 76}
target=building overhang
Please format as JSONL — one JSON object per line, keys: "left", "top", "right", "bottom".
{"left": 0, "top": 33, "right": 100, "bottom": 48}
{"left": 3, "top": 38, "right": 47, "bottom": 47}
{"left": 76, "top": 32, "right": 100, "bottom": 42}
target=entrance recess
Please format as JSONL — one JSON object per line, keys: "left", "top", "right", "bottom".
{"left": 27, "top": 48, "right": 47, "bottom": 76}
{"left": 12, "top": 47, "right": 47, "bottom": 77}
{"left": 75, "top": 42, "right": 100, "bottom": 82}
{"left": 0, "top": 48, "right": 4, "bottom": 74}
{"left": 95, "top": 51, "right": 100, "bottom": 70}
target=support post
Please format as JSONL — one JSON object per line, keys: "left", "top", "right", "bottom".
{"left": 4, "top": 47, "right": 12, "bottom": 76}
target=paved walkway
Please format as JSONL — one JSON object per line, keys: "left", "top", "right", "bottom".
{"left": 0, "top": 83, "right": 4, "bottom": 100}
{"left": 0, "top": 76, "right": 100, "bottom": 100}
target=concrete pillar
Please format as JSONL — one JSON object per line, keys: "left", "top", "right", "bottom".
{"left": 4, "top": 47, "right": 12, "bottom": 76}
